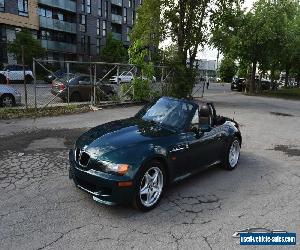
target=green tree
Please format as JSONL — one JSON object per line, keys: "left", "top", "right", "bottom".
{"left": 279, "top": 3, "right": 300, "bottom": 86}
{"left": 162, "top": 0, "right": 241, "bottom": 96}
{"left": 131, "top": 0, "right": 244, "bottom": 98}
{"left": 8, "top": 29, "right": 46, "bottom": 66}
{"left": 219, "top": 56, "right": 237, "bottom": 82}
{"left": 131, "top": 0, "right": 162, "bottom": 63}
{"left": 211, "top": 0, "right": 298, "bottom": 93}
{"left": 101, "top": 33, "right": 128, "bottom": 63}
{"left": 128, "top": 39, "right": 155, "bottom": 101}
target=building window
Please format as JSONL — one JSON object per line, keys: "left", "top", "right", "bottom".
{"left": 102, "top": 21, "right": 107, "bottom": 37}
{"left": 39, "top": 7, "right": 46, "bottom": 17}
{"left": 0, "top": 26, "right": 7, "bottom": 63}
{"left": 80, "top": 15, "right": 86, "bottom": 32}
{"left": 81, "top": 0, "right": 85, "bottom": 12}
{"left": 126, "top": 27, "right": 131, "bottom": 42}
{"left": 18, "top": 0, "right": 28, "bottom": 17}
{"left": 104, "top": 1, "right": 108, "bottom": 19}
{"left": 97, "top": 19, "right": 100, "bottom": 35}
{"left": 86, "top": 0, "right": 91, "bottom": 14}
{"left": 128, "top": 0, "right": 132, "bottom": 8}
{"left": 46, "top": 9, "right": 52, "bottom": 18}
{"left": 98, "top": 0, "right": 102, "bottom": 16}
{"left": 96, "top": 38, "right": 100, "bottom": 55}
{"left": 123, "top": 8, "right": 127, "bottom": 24}
{"left": 81, "top": 35, "right": 85, "bottom": 47}
{"left": 0, "top": 0, "right": 4, "bottom": 12}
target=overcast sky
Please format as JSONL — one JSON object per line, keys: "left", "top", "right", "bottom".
{"left": 199, "top": 0, "right": 255, "bottom": 60}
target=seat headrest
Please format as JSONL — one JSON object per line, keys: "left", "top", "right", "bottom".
{"left": 199, "top": 105, "right": 210, "bottom": 117}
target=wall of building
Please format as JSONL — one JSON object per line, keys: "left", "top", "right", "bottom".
{"left": 0, "top": 0, "right": 39, "bottom": 30}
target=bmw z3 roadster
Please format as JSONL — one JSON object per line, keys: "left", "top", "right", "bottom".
{"left": 69, "top": 96, "right": 242, "bottom": 211}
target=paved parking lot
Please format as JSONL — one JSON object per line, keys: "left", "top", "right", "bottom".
{"left": 11, "top": 83, "right": 63, "bottom": 107}
{"left": 0, "top": 83, "right": 299, "bottom": 249}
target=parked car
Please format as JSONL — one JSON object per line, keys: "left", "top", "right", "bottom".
{"left": 0, "top": 65, "right": 33, "bottom": 84}
{"left": 109, "top": 71, "right": 156, "bottom": 84}
{"left": 69, "top": 96, "right": 242, "bottom": 211}
{"left": 44, "top": 69, "right": 69, "bottom": 84}
{"left": 231, "top": 78, "right": 246, "bottom": 91}
{"left": 0, "top": 84, "right": 22, "bottom": 107}
{"left": 51, "top": 74, "right": 117, "bottom": 102}
{"left": 258, "top": 79, "right": 271, "bottom": 91}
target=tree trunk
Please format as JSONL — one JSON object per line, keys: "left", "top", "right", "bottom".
{"left": 249, "top": 61, "right": 257, "bottom": 94}
{"left": 285, "top": 66, "right": 290, "bottom": 87}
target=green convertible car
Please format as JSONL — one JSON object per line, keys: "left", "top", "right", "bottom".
{"left": 69, "top": 96, "right": 242, "bottom": 211}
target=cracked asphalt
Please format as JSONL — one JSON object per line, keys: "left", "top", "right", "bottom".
{"left": 0, "top": 83, "right": 299, "bottom": 249}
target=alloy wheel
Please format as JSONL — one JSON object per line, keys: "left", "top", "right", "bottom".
{"left": 2, "top": 96, "right": 13, "bottom": 107}
{"left": 229, "top": 140, "right": 240, "bottom": 168}
{"left": 139, "top": 167, "right": 164, "bottom": 207}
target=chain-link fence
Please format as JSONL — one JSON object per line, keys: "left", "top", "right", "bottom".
{"left": 2, "top": 59, "right": 210, "bottom": 110}
{"left": 16, "top": 59, "right": 173, "bottom": 109}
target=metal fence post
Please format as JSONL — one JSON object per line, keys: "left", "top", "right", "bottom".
{"left": 33, "top": 59, "right": 37, "bottom": 111}
{"left": 93, "top": 63, "right": 96, "bottom": 106}
{"left": 22, "top": 45, "right": 28, "bottom": 109}
{"left": 67, "top": 62, "right": 70, "bottom": 105}
{"left": 117, "top": 64, "right": 120, "bottom": 85}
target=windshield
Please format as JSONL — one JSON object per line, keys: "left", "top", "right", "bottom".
{"left": 137, "top": 97, "right": 194, "bottom": 130}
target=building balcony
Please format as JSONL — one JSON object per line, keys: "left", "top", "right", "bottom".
{"left": 41, "top": 40, "right": 77, "bottom": 53}
{"left": 112, "top": 32, "right": 122, "bottom": 41}
{"left": 38, "top": 0, "right": 76, "bottom": 12}
{"left": 111, "top": 0, "right": 122, "bottom": 7}
{"left": 111, "top": 14, "right": 122, "bottom": 25}
{"left": 40, "top": 16, "right": 76, "bottom": 34}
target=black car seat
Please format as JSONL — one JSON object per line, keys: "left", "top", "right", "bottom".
{"left": 199, "top": 105, "right": 212, "bottom": 129}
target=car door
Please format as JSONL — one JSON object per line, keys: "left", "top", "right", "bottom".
{"left": 15, "top": 65, "right": 24, "bottom": 81}
{"left": 185, "top": 108, "right": 222, "bottom": 173}
{"left": 167, "top": 132, "right": 191, "bottom": 181}
{"left": 78, "top": 76, "right": 92, "bottom": 101}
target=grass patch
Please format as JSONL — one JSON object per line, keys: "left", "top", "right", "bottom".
{"left": 0, "top": 105, "right": 92, "bottom": 120}
{"left": 248, "top": 88, "right": 300, "bottom": 100}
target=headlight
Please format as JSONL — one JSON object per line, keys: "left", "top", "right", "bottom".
{"left": 102, "top": 161, "right": 129, "bottom": 175}
{"left": 14, "top": 90, "right": 21, "bottom": 95}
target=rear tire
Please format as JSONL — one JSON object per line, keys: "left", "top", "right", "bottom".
{"left": 0, "top": 94, "right": 15, "bottom": 107}
{"left": 133, "top": 160, "right": 166, "bottom": 212}
{"left": 25, "top": 75, "right": 33, "bottom": 84}
{"left": 222, "top": 137, "right": 241, "bottom": 170}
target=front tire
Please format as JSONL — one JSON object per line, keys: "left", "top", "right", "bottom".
{"left": 222, "top": 137, "right": 241, "bottom": 170}
{"left": 133, "top": 160, "right": 166, "bottom": 211}
{"left": 0, "top": 94, "right": 15, "bottom": 107}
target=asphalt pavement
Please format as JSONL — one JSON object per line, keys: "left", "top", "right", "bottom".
{"left": 0, "top": 83, "right": 299, "bottom": 249}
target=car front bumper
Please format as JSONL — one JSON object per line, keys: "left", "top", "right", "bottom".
{"left": 69, "top": 150, "right": 135, "bottom": 205}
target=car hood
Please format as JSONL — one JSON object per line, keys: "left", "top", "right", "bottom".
{"left": 0, "top": 84, "right": 16, "bottom": 93}
{"left": 76, "top": 117, "right": 174, "bottom": 158}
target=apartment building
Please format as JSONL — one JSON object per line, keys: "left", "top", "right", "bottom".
{"left": 0, "top": 0, "right": 39, "bottom": 64}
{"left": 0, "top": 0, "right": 140, "bottom": 64}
